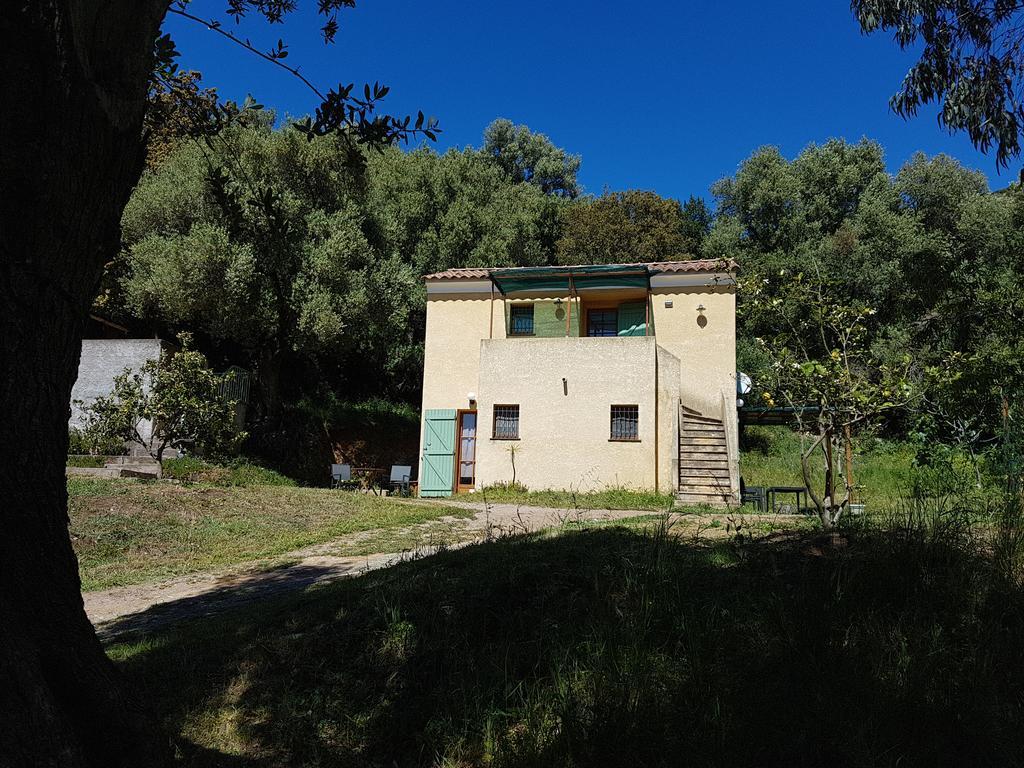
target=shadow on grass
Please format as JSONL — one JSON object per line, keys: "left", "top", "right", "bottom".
{"left": 95, "top": 561, "right": 373, "bottom": 640}
{"left": 109, "top": 524, "right": 1024, "bottom": 768}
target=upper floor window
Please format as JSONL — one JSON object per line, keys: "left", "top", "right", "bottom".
{"left": 587, "top": 308, "right": 618, "bottom": 337}
{"left": 493, "top": 404, "right": 520, "bottom": 439}
{"left": 509, "top": 305, "right": 534, "bottom": 336}
{"left": 610, "top": 405, "right": 639, "bottom": 441}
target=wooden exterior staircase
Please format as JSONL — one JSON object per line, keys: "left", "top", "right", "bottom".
{"left": 677, "top": 409, "right": 734, "bottom": 507}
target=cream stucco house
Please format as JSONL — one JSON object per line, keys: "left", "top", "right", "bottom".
{"left": 418, "top": 260, "right": 739, "bottom": 505}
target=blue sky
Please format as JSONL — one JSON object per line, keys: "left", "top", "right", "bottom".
{"left": 164, "top": 0, "right": 1011, "bottom": 201}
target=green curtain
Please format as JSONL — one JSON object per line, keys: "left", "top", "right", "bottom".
{"left": 617, "top": 301, "right": 647, "bottom": 336}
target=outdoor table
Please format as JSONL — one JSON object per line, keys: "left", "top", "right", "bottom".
{"left": 352, "top": 467, "right": 386, "bottom": 495}
{"left": 767, "top": 485, "right": 806, "bottom": 514}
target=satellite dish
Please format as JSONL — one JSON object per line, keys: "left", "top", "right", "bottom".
{"left": 737, "top": 372, "right": 752, "bottom": 396}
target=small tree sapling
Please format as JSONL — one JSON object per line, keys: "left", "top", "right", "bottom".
{"left": 744, "top": 264, "right": 914, "bottom": 528}
{"left": 79, "top": 334, "right": 244, "bottom": 467}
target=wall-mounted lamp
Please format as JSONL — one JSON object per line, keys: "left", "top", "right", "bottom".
{"left": 467, "top": 391, "right": 477, "bottom": 405}
{"left": 696, "top": 304, "right": 708, "bottom": 329}
{"left": 554, "top": 297, "right": 564, "bottom": 308}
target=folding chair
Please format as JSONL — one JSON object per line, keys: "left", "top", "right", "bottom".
{"left": 389, "top": 465, "right": 412, "bottom": 495}
{"left": 330, "top": 463, "right": 352, "bottom": 489}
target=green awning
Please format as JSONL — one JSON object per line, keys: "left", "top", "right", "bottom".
{"left": 490, "top": 264, "right": 650, "bottom": 294}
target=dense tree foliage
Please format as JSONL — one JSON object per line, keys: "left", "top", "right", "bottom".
{"left": 117, "top": 121, "right": 561, "bottom": 417}
{"left": 714, "top": 138, "right": 1024, "bottom": 445}
{"left": 556, "top": 190, "right": 710, "bottom": 264}
{"left": 480, "top": 118, "right": 581, "bottom": 198}
{"left": 853, "top": 0, "right": 1024, "bottom": 167}
{"left": 122, "top": 122, "right": 380, "bottom": 420}
{"left": 120, "top": 125, "right": 1023, "bottom": 454}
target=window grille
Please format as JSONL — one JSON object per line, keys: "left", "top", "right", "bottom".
{"left": 509, "top": 305, "right": 534, "bottom": 336}
{"left": 610, "top": 405, "right": 639, "bottom": 441}
{"left": 587, "top": 308, "right": 618, "bottom": 337}
{"left": 493, "top": 404, "right": 520, "bottom": 439}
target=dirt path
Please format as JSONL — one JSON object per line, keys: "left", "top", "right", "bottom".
{"left": 86, "top": 502, "right": 653, "bottom": 639}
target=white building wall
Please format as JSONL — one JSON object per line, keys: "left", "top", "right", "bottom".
{"left": 475, "top": 336, "right": 665, "bottom": 493}
{"left": 69, "top": 338, "right": 167, "bottom": 445}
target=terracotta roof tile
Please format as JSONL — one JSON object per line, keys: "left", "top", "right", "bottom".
{"left": 423, "top": 259, "right": 736, "bottom": 280}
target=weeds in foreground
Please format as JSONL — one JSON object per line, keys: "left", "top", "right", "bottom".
{"left": 472, "top": 482, "right": 676, "bottom": 512}
{"left": 108, "top": 499, "right": 1024, "bottom": 767}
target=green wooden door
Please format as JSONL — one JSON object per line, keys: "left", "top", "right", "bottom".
{"left": 420, "top": 409, "right": 457, "bottom": 497}
{"left": 617, "top": 301, "right": 647, "bottom": 336}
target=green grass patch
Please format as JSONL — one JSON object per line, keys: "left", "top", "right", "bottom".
{"left": 66, "top": 454, "right": 108, "bottom": 468}
{"left": 67, "top": 476, "right": 135, "bottom": 498}
{"left": 107, "top": 516, "right": 1024, "bottom": 766}
{"left": 740, "top": 426, "right": 915, "bottom": 511}
{"left": 69, "top": 480, "right": 471, "bottom": 591}
{"left": 162, "top": 456, "right": 296, "bottom": 486}
{"left": 472, "top": 483, "right": 676, "bottom": 512}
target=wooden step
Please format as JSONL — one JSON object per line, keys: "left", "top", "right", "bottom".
{"left": 680, "top": 457, "right": 730, "bottom": 468}
{"left": 675, "top": 491, "right": 733, "bottom": 508}
{"left": 675, "top": 489, "right": 733, "bottom": 501}
{"left": 680, "top": 421, "right": 725, "bottom": 430}
{"left": 679, "top": 447, "right": 728, "bottom": 456}
{"left": 679, "top": 434, "right": 726, "bottom": 444}
{"left": 679, "top": 469, "right": 731, "bottom": 482}
{"left": 678, "top": 480, "right": 731, "bottom": 493}
{"left": 679, "top": 413, "right": 723, "bottom": 425}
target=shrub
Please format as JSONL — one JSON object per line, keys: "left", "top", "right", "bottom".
{"left": 162, "top": 457, "right": 296, "bottom": 487}
{"left": 76, "top": 333, "right": 245, "bottom": 466}
{"left": 66, "top": 455, "right": 107, "bottom": 468}
{"left": 68, "top": 426, "right": 126, "bottom": 457}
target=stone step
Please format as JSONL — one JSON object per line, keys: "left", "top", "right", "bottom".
{"left": 104, "top": 455, "right": 157, "bottom": 466}
{"left": 680, "top": 480, "right": 730, "bottom": 490}
{"left": 118, "top": 467, "right": 160, "bottom": 479}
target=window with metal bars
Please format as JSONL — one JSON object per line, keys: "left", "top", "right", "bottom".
{"left": 509, "top": 305, "right": 534, "bottom": 336}
{"left": 586, "top": 308, "right": 618, "bottom": 337}
{"left": 493, "top": 404, "right": 520, "bottom": 439}
{"left": 610, "top": 405, "right": 639, "bottom": 441}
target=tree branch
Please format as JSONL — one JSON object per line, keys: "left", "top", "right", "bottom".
{"left": 168, "top": 7, "right": 327, "bottom": 101}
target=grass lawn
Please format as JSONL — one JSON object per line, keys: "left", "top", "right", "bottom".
{"left": 741, "top": 426, "right": 915, "bottom": 511}
{"left": 469, "top": 484, "right": 679, "bottom": 512}
{"left": 69, "top": 478, "right": 471, "bottom": 591}
{"left": 467, "top": 428, "right": 916, "bottom": 516}
{"left": 108, "top": 516, "right": 1024, "bottom": 767}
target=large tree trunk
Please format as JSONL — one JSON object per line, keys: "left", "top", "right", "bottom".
{"left": 256, "top": 342, "right": 284, "bottom": 426}
{"left": 0, "top": 2, "right": 169, "bottom": 765}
